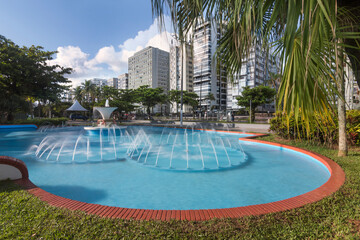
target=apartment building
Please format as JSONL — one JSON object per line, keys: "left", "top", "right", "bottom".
{"left": 226, "top": 44, "right": 280, "bottom": 113}
{"left": 89, "top": 78, "right": 108, "bottom": 88}
{"left": 193, "top": 21, "right": 227, "bottom": 113}
{"left": 345, "top": 62, "right": 360, "bottom": 110}
{"left": 169, "top": 39, "right": 194, "bottom": 113}
{"left": 118, "top": 73, "right": 129, "bottom": 90}
{"left": 128, "top": 46, "right": 170, "bottom": 113}
{"left": 107, "top": 78, "right": 118, "bottom": 89}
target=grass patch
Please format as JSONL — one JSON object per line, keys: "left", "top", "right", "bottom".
{"left": 1, "top": 135, "right": 359, "bottom": 239}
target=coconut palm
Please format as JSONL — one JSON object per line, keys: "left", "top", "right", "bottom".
{"left": 151, "top": 0, "right": 360, "bottom": 156}
{"left": 73, "top": 86, "right": 83, "bottom": 103}
{"left": 81, "top": 80, "right": 96, "bottom": 103}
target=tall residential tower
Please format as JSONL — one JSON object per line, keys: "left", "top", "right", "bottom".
{"left": 118, "top": 73, "right": 129, "bottom": 90}
{"left": 128, "top": 46, "right": 169, "bottom": 92}
{"left": 169, "top": 39, "right": 194, "bottom": 113}
{"left": 193, "top": 21, "right": 227, "bottom": 113}
{"left": 128, "top": 46, "right": 170, "bottom": 113}
{"left": 226, "top": 44, "right": 280, "bottom": 113}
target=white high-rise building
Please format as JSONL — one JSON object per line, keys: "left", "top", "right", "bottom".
{"left": 169, "top": 39, "right": 194, "bottom": 113}
{"left": 107, "top": 78, "right": 118, "bottom": 89}
{"left": 89, "top": 78, "right": 107, "bottom": 88}
{"left": 61, "top": 89, "right": 75, "bottom": 102}
{"left": 345, "top": 60, "right": 360, "bottom": 110}
{"left": 118, "top": 73, "right": 129, "bottom": 90}
{"left": 128, "top": 46, "right": 169, "bottom": 92}
{"left": 226, "top": 44, "right": 280, "bottom": 113}
{"left": 193, "top": 21, "right": 227, "bottom": 113}
{"left": 128, "top": 46, "right": 170, "bottom": 113}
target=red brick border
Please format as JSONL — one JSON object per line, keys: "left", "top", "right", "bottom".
{"left": 7, "top": 130, "right": 345, "bottom": 221}
{"left": 0, "top": 156, "right": 29, "bottom": 179}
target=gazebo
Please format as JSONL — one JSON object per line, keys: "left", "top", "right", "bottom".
{"left": 65, "top": 100, "right": 88, "bottom": 116}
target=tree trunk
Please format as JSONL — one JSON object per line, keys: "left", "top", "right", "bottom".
{"left": 38, "top": 102, "right": 41, "bottom": 117}
{"left": 176, "top": 103, "right": 179, "bottom": 120}
{"left": 337, "top": 73, "right": 348, "bottom": 157}
{"left": 336, "top": 38, "right": 348, "bottom": 157}
{"left": 7, "top": 112, "right": 14, "bottom": 122}
{"left": 249, "top": 108, "right": 255, "bottom": 123}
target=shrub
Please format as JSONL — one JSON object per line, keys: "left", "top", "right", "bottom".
{"left": 12, "top": 118, "right": 69, "bottom": 127}
{"left": 270, "top": 110, "right": 360, "bottom": 146}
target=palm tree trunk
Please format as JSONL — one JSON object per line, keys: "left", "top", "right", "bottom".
{"left": 336, "top": 39, "right": 347, "bottom": 157}
{"left": 337, "top": 68, "right": 347, "bottom": 156}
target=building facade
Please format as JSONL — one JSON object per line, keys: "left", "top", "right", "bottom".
{"left": 193, "top": 21, "right": 227, "bottom": 113}
{"left": 128, "top": 46, "right": 170, "bottom": 113}
{"left": 226, "top": 44, "right": 280, "bottom": 113}
{"left": 107, "top": 78, "right": 118, "bottom": 89}
{"left": 89, "top": 78, "right": 108, "bottom": 88}
{"left": 128, "top": 46, "right": 170, "bottom": 92}
{"left": 345, "top": 61, "right": 360, "bottom": 110}
{"left": 169, "top": 40, "right": 194, "bottom": 113}
{"left": 118, "top": 73, "right": 129, "bottom": 90}
{"left": 61, "top": 89, "right": 75, "bottom": 102}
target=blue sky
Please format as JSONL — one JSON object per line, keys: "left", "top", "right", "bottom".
{"left": 0, "top": 0, "right": 173, "bottom": 85}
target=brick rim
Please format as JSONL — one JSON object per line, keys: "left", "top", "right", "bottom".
{"left": 10, "top": 130, "right": 345, "bottom": 221}
{"left": 0, "top": 156, "right": 29, "bottom": 179}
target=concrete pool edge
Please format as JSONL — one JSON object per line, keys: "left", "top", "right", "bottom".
{"left": 6, "top": 131, "right": 345, "bottom": 221}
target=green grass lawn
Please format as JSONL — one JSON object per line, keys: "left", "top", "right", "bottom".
{"left": 1, "top": 135, "right": 359, "bottom": 239}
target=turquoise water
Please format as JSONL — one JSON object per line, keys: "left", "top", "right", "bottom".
{"left": 0, "top": 126, "right": 330, "bottom": 210}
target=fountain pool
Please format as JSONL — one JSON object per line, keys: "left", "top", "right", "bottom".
{"left": 0, "top": 125, "right": 338, "bottom": 216}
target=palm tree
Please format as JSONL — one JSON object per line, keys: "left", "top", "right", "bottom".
{"left": 204, "top": 93, "right": 215, "bottom": 112}
{"left": 151, "top": 0, "right": 360, "bottom": 156}
{"left": 81, "top": 80, "right": 96, "bottom": 103}
{"left": 73, "top": 86, "right": 83, "bottom": 103}
{"left": 91, "top": 86, "right": 101, "bottom": 103}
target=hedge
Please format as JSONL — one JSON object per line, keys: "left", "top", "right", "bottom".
{"left": 11, "top": 118, "right": 69, "bottom": 127}
{"left": 270, "top": 110, "right": 360, "bottom": 146}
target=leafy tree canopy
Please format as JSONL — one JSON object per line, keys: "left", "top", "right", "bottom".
{"left": 183, "top": 91, "right": 199, "bottom": 109}
{"left": 0, "top": 35, "right": 72, "bottom": 121}
{"left": 111, "top": 89, "right": 139, "bottom": 114}
{"left": 135, "top": 85, "right": 167, "bottom": 115}
{"left": 237, "top": 85, "right": 276, "bottom": 121}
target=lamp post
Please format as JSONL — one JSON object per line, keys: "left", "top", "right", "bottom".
{"left": 249, "top": 98, "right": 252, "bottom": 124}
{"left": 180, "top": 43, "right": 184, "bottom": 127}
{"left": 199, "top": 62, "right": 202, "bottom": 119}
{"left": 172, "top": 33, "right": 185, "bottom": 127}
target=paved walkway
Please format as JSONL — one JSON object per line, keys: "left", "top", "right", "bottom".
{"left": 121, "top": 120, "right": 270, "bottom": 134}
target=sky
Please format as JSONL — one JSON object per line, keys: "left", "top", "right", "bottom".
{"left": 0, "top": 0, "right": 174, "bottom": 86}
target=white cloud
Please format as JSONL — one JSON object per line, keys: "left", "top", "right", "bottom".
{"left": 49, "top": 16, "right": 175, "bottom": 87}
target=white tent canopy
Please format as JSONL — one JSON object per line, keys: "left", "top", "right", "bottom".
{"left": 66, "top": 100, "right": 88, "bottom": 112}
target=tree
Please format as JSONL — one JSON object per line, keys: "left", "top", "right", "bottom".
{"left": 111, "top": 89, "right": 138, "bottom": 114}
{"left": 135, "top": 85, "right": 167, "bottom": 115}
{"left": 204, "top": 93, "right": 215, "bottom": 112}
{"left": 0, "top": 35, "right": 71, "bottom": 121}
{"left": 168, "top": 90, "right": 198, "bottom": 117}
{"left": 168, "top": 90, "right": 182, "bottom": 115}
{"left": 101, "top": 86, "right": 118, "bottom": 101}
{"left": 151, "top": 0, "right": 360, "bottom": 156}
{"left": 81, "top": 80, "right": 96, "bottom": 103}
{"left": 73, "top": 86, "right": 83, "bottom": 103}
{"left": 183, "top": 91, "right": 199, "bottom": 116}
{"left": 237, "top": 86, "right": 276, "bottom": 122}
{"left": 52, "top": 101, "right": 72, "bottom": 117}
